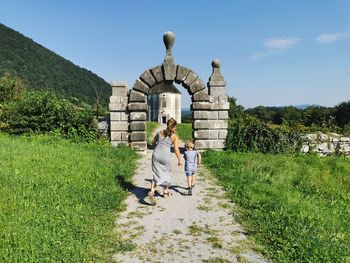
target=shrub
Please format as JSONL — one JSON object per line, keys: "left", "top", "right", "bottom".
{"left": 226, "top": 117, "right": 302, "bottom": 154}
{"left": 1, "top": 90, "right": 96, "bottom": 141}
{"left": 0, "top": 74, "right": 26, "bottom": 103}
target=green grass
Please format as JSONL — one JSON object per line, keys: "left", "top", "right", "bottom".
{"left": 176, "top": 123, "right": 192, "bottom": 142}
{"left": 203, "top": 150, "right": 350, "bottom": 263}
{"left": 146, "top": 121, "right": 159, "bottom": 143}
{"left": 0, "top": 133, "right": 138, "bottom": 262}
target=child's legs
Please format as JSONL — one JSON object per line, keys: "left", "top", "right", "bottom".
{"left": 186, "top": 175, "right": 193, "bottom": 188}
{"left": 192, "top": 173, "right": 196, "bottom": 186}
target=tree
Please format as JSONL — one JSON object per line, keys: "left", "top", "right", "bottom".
{"left": 228, "top": 97, "right": 244, "bottom": 120}
{"left": 0, "top": 74, "right": 26, "bottom": 104}
{"left": 334, "top": 101, "right": 350, "bottom": 127}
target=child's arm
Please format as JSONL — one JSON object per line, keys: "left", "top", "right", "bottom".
{"left": 197, "top": 152, "right": 202, "bottom": 164}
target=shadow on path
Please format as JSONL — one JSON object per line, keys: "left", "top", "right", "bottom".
{"left": 115, "top": 175, "right": 155, "bottom": 206}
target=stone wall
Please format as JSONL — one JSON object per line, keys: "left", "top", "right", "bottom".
{"left": 302, "top": 132, "right": 350, "bottom": 156}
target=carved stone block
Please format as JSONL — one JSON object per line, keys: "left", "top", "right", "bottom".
{"left": 130, "top": 132, "right": 146, "bottom": 141}
{"left": 162, "top": 62, "right": 176, "bottom": 80}
{"left": 130, "top": 112, "right": 147, "bottom": 121}
{"left": 151, "top": 66, "right": 163, "bottom": 83}
{"left": 110, "top": 121, "right": 129, "bottom": 131}
{"left": 133, "top": 79, "right": 150, "bottom": 94}
{"left": 183, "top": 71, "right": 198, "bottom": 88}
{"left": 192, "top": 90, "right": 209, "bottom": 102}
{"left": 130, "top": 141, "right": 147, "bottom": 151}
{"left": 128, "top": 103, "right": 148, "bottom": 111}
{"left": 175, "top": 65, "right": 190, "bottom": 84}
{"left": 140, "top": 70, "right": 156, "bottom": 87}
{"left": 189, "top": 79, "right": 205, "bottom": 94}
{"left": 130, "top": 122, "right": 146, "bottom": 131}
{"left": 129, "top": 90, "right": 146, "bottom": 102}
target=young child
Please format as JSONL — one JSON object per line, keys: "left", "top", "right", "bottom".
{"left": 183, "top": 140, "right": 201, "bottom": 195}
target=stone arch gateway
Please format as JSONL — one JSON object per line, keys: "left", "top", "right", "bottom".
{"left": 109, "top": 32, "right": 229, "bottom": 152}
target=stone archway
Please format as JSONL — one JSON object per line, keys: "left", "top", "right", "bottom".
{"left": 109, "top": 32, "right": 229, "bottom": 152}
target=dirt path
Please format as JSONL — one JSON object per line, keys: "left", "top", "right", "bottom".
{"left": 113, "top": 125, "right": 268, "bottom": 263}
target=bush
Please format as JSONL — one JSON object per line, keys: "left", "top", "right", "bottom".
{"left": 0, "top": 90, "right": 96, "bottom": 141}
{"left": 0, "top": 74, "right": 26, "bottom": 103}
{"left": 226, "top": 117, "right": 302, "bottom": 154}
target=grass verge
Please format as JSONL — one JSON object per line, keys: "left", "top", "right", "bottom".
{"left": 0, "top": 133, "right": 138, "bottom": 262}
{"left": 203, "top": 150, "right": 350, "bottom": 263}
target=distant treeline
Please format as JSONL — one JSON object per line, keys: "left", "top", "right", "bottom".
{"left": 0, "top": 23, "right": 111, "bottom": 106}
{"left": 226, "top": 97, "right": 350, "bottom": 154}
{"left": 243, "top": 102, "right": 350, "bottom": 130}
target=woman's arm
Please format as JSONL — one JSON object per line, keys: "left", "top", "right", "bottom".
{"left": 172, "top": 134, "right": 183, "bottom": 166}
{"left": 151, "top": 133, "right": 159, "bottom": 145}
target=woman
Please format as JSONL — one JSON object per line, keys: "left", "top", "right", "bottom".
{"left": 147, "top": 118, "right": 182, "bottom": 205}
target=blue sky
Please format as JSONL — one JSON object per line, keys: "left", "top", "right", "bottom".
{"left": 1, "top": 0, "right": 349, "bottom": 108}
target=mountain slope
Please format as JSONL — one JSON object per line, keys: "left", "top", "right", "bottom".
{"left": 0, "top": 23, "right": 110, "bottom": 105}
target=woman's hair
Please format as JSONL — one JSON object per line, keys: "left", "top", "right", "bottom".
{"left": 185, "top": 140, "right": 195, "bottom": 149}
{"left": 164, "top": 118, "right": 177, "bottom": 137}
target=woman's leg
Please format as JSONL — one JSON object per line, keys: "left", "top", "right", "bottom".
{"left": 150, "top": 180, "right": 157, "bottom": 195}
{"left": 147, "top": 180, "right": 157, "bottom": 205}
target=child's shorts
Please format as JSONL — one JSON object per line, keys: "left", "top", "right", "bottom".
{"left": 186, "top": 172, "right": 195, "bottom": 177}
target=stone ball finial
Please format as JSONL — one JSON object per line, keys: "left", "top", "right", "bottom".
{"left": 163, "top": 31, "right": 175, "bottom": 50}
{"left": 212, "top": 59, "right": 221, "bottom": 68}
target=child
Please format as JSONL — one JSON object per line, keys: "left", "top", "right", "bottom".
{"left": 183, "top": 140, "right": 201, "bottom": 195}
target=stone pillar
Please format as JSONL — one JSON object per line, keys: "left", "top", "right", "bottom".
{"left": 109, "top": 81, "right": 129, "bottom": 146}
{"left": 128, "top": 89, "right": 148, "bottom": 152}
{"left": 194, "top": 59, "right": 229, "bottom": 150}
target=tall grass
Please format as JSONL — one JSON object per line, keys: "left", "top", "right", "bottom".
{"left": 176, "top": 123, "right": 192, "bottom": 142}
{"left": 146, "top": 121, "right": 159, "bottom": 143}
{"left": 0, "top": 133, "right": 138, "bottom": 262}
{"left": 204, "top": 151, "right": 350, "bottom": 263}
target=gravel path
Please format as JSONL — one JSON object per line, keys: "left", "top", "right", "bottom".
{"left": 113, "top": 126, "right": 268, "bottom": 263}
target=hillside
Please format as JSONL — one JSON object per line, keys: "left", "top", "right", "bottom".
{"left": 0, "top": 23, "right": 110, "bottom": 105}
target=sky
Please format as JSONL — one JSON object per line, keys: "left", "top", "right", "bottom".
{"left": 0, "top": 0, "right": 349, "bottom": 109}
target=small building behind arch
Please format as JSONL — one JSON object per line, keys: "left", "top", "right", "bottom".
{"left": 147, "top": 81, "right": 181, "bottom": 124}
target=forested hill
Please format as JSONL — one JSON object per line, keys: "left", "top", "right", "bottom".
{"left": 0, "top": 23, "right": 110, "bottom": 105}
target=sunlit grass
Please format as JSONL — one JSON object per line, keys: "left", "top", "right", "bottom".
{"left": 146, "top": 121, "right": 159, "bottom": 143}
{"left": 0, "top": 133, "right": 138, "bottom": 262}
{"left": 204, "top": 150, "right": 350, "bottom": 263}
{"left": 176, "top": 123, "right": 192, "bottom": 142}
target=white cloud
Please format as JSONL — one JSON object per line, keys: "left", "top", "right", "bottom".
{"left": 316, "top": 32, "right": 350, "bottom": 43}
{"left": 249, "top": 37, "right": 300, "bottom": 60}
{"left": 264, "top": 37, "right": 301, "bottom": 50}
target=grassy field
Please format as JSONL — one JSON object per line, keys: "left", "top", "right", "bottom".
{"left": 176, "top": 123, "right": 192, "bottom": 142}
{"left": 0, "top": 133, "right": 138, "bottom": 262}
{"left": 203, "top": 151, "right": 350, "bottom": 263}
{"left": 146, "top": 121, "right": 192, "bottom": 143}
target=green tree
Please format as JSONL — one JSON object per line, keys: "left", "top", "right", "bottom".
{"left": 0, "top": 74, "right": 26, "bottom": 103}
{"left": 303, "top": 105, "right": 334, "bottom": 126}
{"left": 245, "top": 106, "right": 276, "bottom": 123}
{"left": 228, "top": 97, "right": 244, "bottom": 120}
{"left": 334, "top": 101, "right": 350, "bottom": 127}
